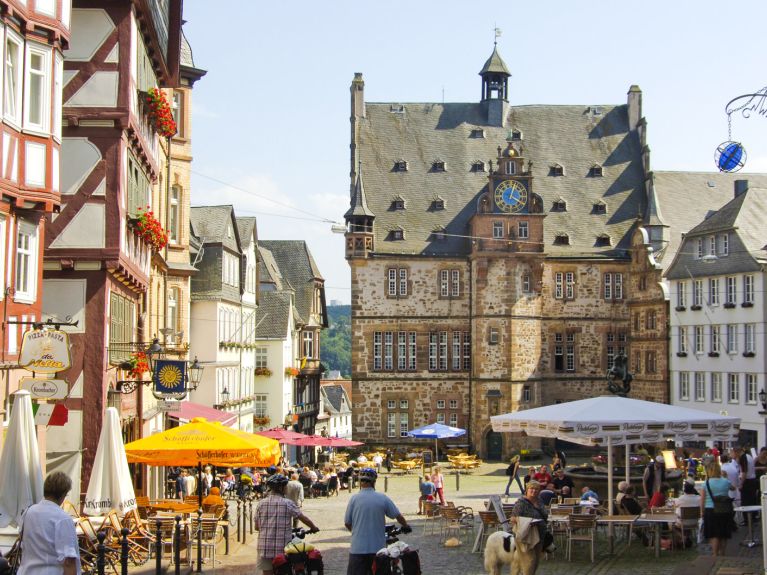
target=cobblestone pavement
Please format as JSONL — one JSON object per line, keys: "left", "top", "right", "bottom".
{"left": 137, "top": 463, "right": 764, "bottom": 574}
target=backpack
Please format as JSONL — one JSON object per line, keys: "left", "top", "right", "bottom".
{"left": 506, "top": 464, "right": 514, "bottom": 476}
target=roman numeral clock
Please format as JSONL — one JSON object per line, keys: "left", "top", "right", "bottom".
{"left": 494, "top": 179, "right": 528, "bottom": 213}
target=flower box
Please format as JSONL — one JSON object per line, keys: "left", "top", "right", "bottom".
{"left": 253, "top": 416, "right": 270, "bottom": 426}
{"left": 674, "top": 306, "right": 686, "bottom": 312}
{"left": 284, "top": 367, "right": 300, "bottom": 377}
{"left": 724, "top": 302, "right": 736, "bottom": 309}
{"left": 132, "top": 206, "right": 169, "bottom": 251}
{"left": 123, "top": 351, "right": 150, "bottom": 380}
{"left": 742, "top": 302, "right": 754, "bottom": 308}
{"left": 690, "top": 305, "right": 702, "bottom": 311}
{"left": 145, "top": 87, "right": 177, "bottom": 138}
{"left": 676, "top": 352, "right": 688, "bottom": 357}
{"left": 743, "top": 351, "right": 756, "bottom": 358}
{"left": 254, "top": 367, "right": 272, "bottom": 377}
{"left": 708, "top": 352, "right": 720, "bottom": 358}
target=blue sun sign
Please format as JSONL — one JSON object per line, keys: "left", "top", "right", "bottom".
{"left": 715, "top": 141, "right": 746, "bottom": 172}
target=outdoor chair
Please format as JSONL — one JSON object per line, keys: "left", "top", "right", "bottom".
{"left": 422, "top": 500, "right": 442, "bottom": 536}
{"left": 678, "top": 506, "right": 701, "bottom": 545}
{"left": 566, "top": 513, "right": 597, "bottom": 562}
{"left": 61, "top": 499, "right": 80, "bottom": 518}
{"left": 104, "top": 510, "right": 150, "bottom": 566}
{"left": 188, "top": 517, "right": 222, "bottom": 565}
{"left": 325, "top": 475, "right": 339, "bottom": 496}
{"left": 562, "top": 498, "right": 581, "bottom": 505}
{"left": 184, "top": 496, "right": 201, "bottom": 508}
{"left": 439, "top": 505, "right": 475, "bottom": 545}
{"left": 549, "top": 506, "right": 573, "bottom": 549}
{"left": 477, "top": 510, "right": 502, "bottom": 553}
{"left": 298, "top": 475, "right": 313, "bottom": 497}
{"left": 78, "top": 517, "right": 120, "bottom": 574}
{"left": 148, "top": 516, "right": 188, "bottom": 564}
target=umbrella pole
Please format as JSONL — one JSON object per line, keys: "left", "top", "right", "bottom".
{"left": 607, "top": 437, "right": 614, "bottom": 554}
{"left": 435, "top": 438, "right": 438, "bottom": 463}
{"left": 197, "top": 462, "right": 203, "bottom": 573}
{"left": 625, "top": 443, "right": 630, "bottom": 485}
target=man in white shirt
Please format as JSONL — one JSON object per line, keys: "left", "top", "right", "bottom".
{"left": 18, "top": 472, "right": 81, "bottom": 575}
{"left": 720, "top": 453, "right": 741, "bottom": 504}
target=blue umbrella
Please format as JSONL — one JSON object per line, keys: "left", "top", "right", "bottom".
{"left": 407, "top": 423, "right": 466, "bottom": 462}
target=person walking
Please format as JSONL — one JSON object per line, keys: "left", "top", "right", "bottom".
{"left": 285, "top": 473, "right": 305, "bottom": 528}
{"left": 255, "top": 474, "right": 319, "bottom": 575}
{"left": 642, "top": 455, "right": 666, "bottom": 499}
{"left": 700, "top": 459, "right": 734, "bottom": 556}
{"left": 431, "top": 466, "right": 446, "bottom": 505}
{"left": 504, "top": 455, "right": 523, "bottom": 497}
{"left": 344, "top": 468, "right": 411, "bottom": 575}
{"left": 18, "top": 472, "right": 81, "bottom": 575}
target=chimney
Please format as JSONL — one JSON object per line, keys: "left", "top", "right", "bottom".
{"left": 627, "top": 85, "right": 642, "bottom": 130}
{"left": 351, "top": 73, "right": 365, "bottom": 119}
{"left": 734, "top": 179, "right": 749, "bottom": 198}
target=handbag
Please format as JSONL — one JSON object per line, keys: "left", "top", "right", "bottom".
{"left": 706, "top": 479, "right": 734, "bottom": 515}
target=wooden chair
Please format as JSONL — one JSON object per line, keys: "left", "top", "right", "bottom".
{"left": 104, "top": 510, "right": 150, "bottom": 566}
{"left": 61, "top": 499, "right": 80, "bottom": 518}
{"left": 422, "top": 500, "right": 442, "bottom": 535}
{"left": 184, "top": 496, "right": 201, "bottom": 507}
{"left": 477, "top": 510, "right": 502, "bottom": 553}
{"left": 562, "top": 497, "right": 581, "bottom": 505}
{"left": 566, "top": 513, "right": 597, "bottom": 562}
{"left": 678, "top": 506, "right": 701, "bottom": 545}
{"left": 147, "top": 516, "right": 188, "bottom": 564}
{"left": 78, "top": 517, "right": 120, "bottom": 574}
{"left": 439, "top": 505, "right": 474, "bottom": 545}
{"left": 188, "top": 517, "right": 222, "bottom": 565}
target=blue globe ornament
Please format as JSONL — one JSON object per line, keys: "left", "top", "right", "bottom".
{"left": 715, "top": 141, "right": 746, "bottom": 173}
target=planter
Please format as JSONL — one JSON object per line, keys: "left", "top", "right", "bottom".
{"left": 743, "top": 352, "right": 756, "bottom": 358}
{"left": 144, "top": 87, "right": 177, "bottom": 138}
{"left": 254, "top": 367, "right": 273, "bottom": 377}
{"left": 742, "top": 302, "right": 754, "bottom": 308}
{"left": 253, "top": 416, "right": 270, "bottom": 426}
{"left": 724, "top": 302, "right": 736, "bottom": 309}
{"left": 690, "top": 305, "right": 702, "bottom": 311}
{"left": 285, "top": 367, "right": 300, "bottom": 377}
{"left": 674, "top": 306, "right": 686, "bottom": 312}
{"left": 131, "top": 206, "right": 168, "bottom": 251}
{"left": 708, "top": 352, "right": 720, "bottom": 358}
{"left": 676, "top": 352, "right": 688, "bottom": 357}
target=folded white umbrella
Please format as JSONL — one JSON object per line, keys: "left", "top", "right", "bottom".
{"left": 83, "top": 407, "right": 137, "bottom": 516}
{"left": 0, "top": 390, "right": 43, "bottom": 527}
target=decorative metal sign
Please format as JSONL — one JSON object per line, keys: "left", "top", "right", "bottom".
{"left": 19, "top": 329, "right": 72, "bottom": 374}
{"left": 152, "top": 359, "right": 187, "bottom": 395}
{"left": 716, "top": 86, "right": 767, "bottom": 172}
{"left": 21, "top": 378, "right": 68, "bottom": 400}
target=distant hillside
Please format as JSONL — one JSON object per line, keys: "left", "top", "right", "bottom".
{"left": 321, "top": 304, "right": 351, "bottom": 377}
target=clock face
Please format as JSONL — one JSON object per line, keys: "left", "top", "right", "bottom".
{"left": 494, "top": 180, "right": 528, "bottom": 213}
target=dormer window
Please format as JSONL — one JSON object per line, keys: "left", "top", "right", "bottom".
{"left": 471, "top": 160, "right": 486, "bottom": 173}
{"left": 432, "top": 160, "right": 446, "bottom": 172}
{"left": 389, "top": 104, "right": 405, "bottom": 114}
{"left": 590, "top": 164, "right": 604, "bottom": 177}
{"left": 433, "top": 227, "right": 447, "bottom": 241}
{"left": 393, "top": 160, "right": 408, "bottom": 172}
{"left": 596, "top": 234, "right": 612, "bottom": 247}
{"left": 392, "top": 197, "right": 406, "bottom": 210}
{"left": 550, "top": 164, "right": 564, "bottom": 177}
{"left": 510, "top": 129, "right": 522, "bottom": 140}
{"left": 432, "top": 197, "right": 445, "bottom": 210}
{"left": 552, "top": 199, "right": 567, "bottom": 212}
{"left": 505, "top": 161, "right": 516, "bottom": 175}
{"left": 390, "top": 228, "right": 405, "bottom": 241}
{"left": 593, "top": 201, "right": 607, "bottom": 215}
{"left": 554, "top": 233, "right": 570, "bottom": 246}
{"left": 470, "top": 128, "right": 485, "bottom": 138}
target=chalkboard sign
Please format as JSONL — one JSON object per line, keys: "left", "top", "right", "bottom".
{"left": 422, "top": 451, "right": 433, "bottom": 466}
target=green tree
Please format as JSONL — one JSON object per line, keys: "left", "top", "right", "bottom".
{"left": 321, "top": 305, "right": 351, "bottom": 376}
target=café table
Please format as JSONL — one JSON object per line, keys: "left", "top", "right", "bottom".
{"left": 734, "top": 505, "right": 762, "bottom": 548}
{"left": 638, "top": 512, "right": 677, "bottom": 558}
{"left": 147, "top": 501, "right": 199, "bottom": 515}
{"left": 598, "top": 515, "right": 639, "bottom": 554}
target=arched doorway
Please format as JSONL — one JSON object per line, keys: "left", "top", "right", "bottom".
{"left": 485, "top": 430, "right": 503, "bottom": 461}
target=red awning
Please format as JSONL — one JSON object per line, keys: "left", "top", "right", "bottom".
{"left": 169, "top": 402, "right": 238, "bottom": 427}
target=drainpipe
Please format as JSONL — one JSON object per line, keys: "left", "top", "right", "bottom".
{"left": 467, "top": 260, "right": 473, "bottom": 453}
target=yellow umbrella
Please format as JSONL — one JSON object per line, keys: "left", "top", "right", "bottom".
{"left": 124, "top": 417, "right": 281, "bottom": 467}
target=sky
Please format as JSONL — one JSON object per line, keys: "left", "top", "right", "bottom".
{"left": 181, "top": 0, "right": 767, "bottom": 305}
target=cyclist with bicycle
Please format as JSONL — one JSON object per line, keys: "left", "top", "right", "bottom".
{"left": 344, "top": 468, "right": 411, "bottom": 575}
{"left": 255, "top": 474, "right": 319, "bottom": 575}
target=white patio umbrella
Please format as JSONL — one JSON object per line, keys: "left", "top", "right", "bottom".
{"left": 0, "top": 390, "right": 43, "bottom": 527}
{"left": 491, "top": 396, "right": 740, "bottom": 516}
{"left": 83, "top": 407, "right": 137, "bottom": 516}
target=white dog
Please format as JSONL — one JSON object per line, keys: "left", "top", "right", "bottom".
{"left": 484, "top": 519, "right": 549, "bottom": 575}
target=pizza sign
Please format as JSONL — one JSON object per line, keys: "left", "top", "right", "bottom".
{"left": 19, "top": 329, "right": 72, "bottom": 374}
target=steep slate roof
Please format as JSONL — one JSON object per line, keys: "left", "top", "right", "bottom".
{"left": 254, "top": 291, "right": 292, "bottom": 339}
{"left": 180, "top": 32, "right": 195, "bottom": 68}
{"left": 236, "top": 217, "right": 257, "bottom": 247}
{"left": 321, "top": 384, "right": 349, "bottom": 414}
{"left": 344, "top": 168, "right": 374, "bottom": 218}
{"left": 190, "top": 205, "right": 240, "bottom": 245}
{"left": 479, "top": 46, "right": 510, "bottom": 76}
{"left": 259, "top": 240, "right": 324, "bottom": 326}
{"left": 356, "top": 101, "right": 646, "bottom": 258}
{"left": 652, "top": 172, "right": 767, "bottom": 272}
{"left": 258, "top": 245, "right": 285, "bottom": 291}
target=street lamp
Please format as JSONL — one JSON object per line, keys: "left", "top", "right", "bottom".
{"left": 215, "top": 387, "right": 229, "bottom": 409}
{"left": 188, "top": 357, "right": 203, "bottom": 391}
{"left": 146, "top": 338, "right": 164, "bottom": 371}
{"left": 758, "top": 388, "right": 767, "bottom": 447}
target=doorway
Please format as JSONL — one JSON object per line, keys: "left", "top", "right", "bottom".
{"left": 486, "top": 431, "right": 503, "bottom": 461}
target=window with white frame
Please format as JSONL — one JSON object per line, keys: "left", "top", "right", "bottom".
{"left": 4, "top": 32, "right": 22, "bottom": 125}
{"left": 693, "top": 280, "right": 703, "bottom": 307}
{"left": 604, "top": 273, "right": 624, "bottom": 300}
{"left": 522, "top": 274, "right": 531, "bottom": 293}
{"left": 15, "top": 221, "right": 38, "bottom": 302}
{"left": 711, "top": 373, "right": 722, "bottom": 402}
{"left": 303, "top": 331, "right": 315, "bottom": 359}
{"left": 399, "top": 410, "right": 408, "bottom": 437}
{"left": 53, "top": 53, "right": 62, "bottom": 140}
{"left": 694, "top": 326, "right": 704, "bottom": 354}
{"left": 518, "top": 221, "right": 529, "bottom": 239}
{"left": 387, "top": 412, "right": 396, "bottom": 438}
{"left": 452, "top": 332, "right": 461, "bottom": 370}
{"left": 0, "top": 217, "right": 5, "bottom": 295}
{"left": 744, "top": 275, "right": 754, "bottom": 304}
{"left": 386, "top": 268, "right": 408, "bottom": 297}
{"left": 677, "top": 281, "right": 687, "bottom": 308}
{"left": 167, "top": 287, "right": 178, "bottom": 335}
{"left": 492, "top": 222, "right": 503, "bottom": 239}
{"left": 728, "top": 373, "right": 739, "bottom": 403}
{"left": 745, "top": 324, "right": 755, "bottom": 354}
{"left": 255, "top": 347, "right": 267, "bottom": 369}
{"left": 383, "top": 331, "right": 393, "bottom": 370}
{"left": 449, "top": 399, "right": 458, "bottom": 409}
{"left": 746, "top": 374, "right": 758, "bottom": 404}
{"left": 695, "top": 372, "right": 705, "bottom": 401}
{"left": 254, "top": 394, "right": 268, "bottom": 417}
{"left": 462, "top": 332, "right": 471, "bottom": 370}
{"left": 555, "top": 273, "right": 563, "bottom": 299}
{"left": 373, "top": 332, "right": 382, "bottom": 370}
{"left": 565, "top": 272, "right": 575, "bottom": 299}
{"left": 428, "top": 333, "right": 438, "bottom": 370}
{"left": 436, "top": 412, "right": 445, "bottom": 423}
{"left": 678, "top": 327, "right": 688, "bottom": 354}
{"left": 436, "top": 399, "right": 445, "bottom": 409}
{"left": 708, "top": 236, "right": 716, "bottom": 256}
{"left": 696, "top": 238, "right": 703, "bottom": 258}
{"left": 172, "top": 91, "right": 183, "bottom": 137}
{"left": 408, "top": 332, "right": 417, "bottom": 370}
{"left": 725, "top": 276, "right": 736, "bottom": 304}
{"left": 727, "top": 324, "right": 737, "bottom": 353}
{"left": 169, "top": 185, "right": 180, "bottom": 243}
{"left": 646, "top": 310, "right": 656, "bottom": 330}
{"left": 449, "top": 413, "right": 458, "bottom": 426}
{"left": 439, "top": 331, "right": 448, "bottom": 371}
{"left": 24, "top": 43, "right": 50, "bottom": 132}
{"left": 439, "top": 269, "right": 460, "bottom": 297}
{"left": 522, "top": 385, "right": 531, "bottom": 403}
{"left": 711, "top": 325, "right": 720, "bottom": 353}
{"left": 679, "top": 372, "right": 689, "bottom": 400}
{"left": 397, "top": 332, "right": 407, "bottom": 370}
{"left": 720, "top": 233, "right": 729, "bottom": 255}
{"left": 708, "top": 278, "right": 719, "bottom": 305}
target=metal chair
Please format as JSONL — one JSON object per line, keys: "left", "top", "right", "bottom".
{"left": 188, "top": 517, "right": 222, "bottom": 565}
{"left": 422, "top": 500, "right": 442, "bottom": 535}
{"left": 566, "top": 513, "right": 597, "bottom": 562}
{"left": 440, "top": 505, "right": 475, "bottom": 544}
{"left": 477, "top": 510, "right": 502, "bottom": 553}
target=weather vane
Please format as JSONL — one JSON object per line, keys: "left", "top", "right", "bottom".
{"left": 494, "top": 25, "right": 502, "bottom": 46}
{"left": 715, "top": 86, "right": 767, "bottom": 172}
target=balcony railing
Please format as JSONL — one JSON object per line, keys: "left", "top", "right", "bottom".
{"left": 107, "top": 341, "right": 189, "bottom": 366}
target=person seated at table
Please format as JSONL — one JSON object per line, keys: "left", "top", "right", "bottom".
{"left": 523, "top": 466, "right": 537, "bottom": 489}
{"left": 674, "top": 480, "right": 700, "bottom": 517}
{"left": 648, "top": 482, "right": 670, "bottom": 508}
{"left": 221, "top": 468, "right": 236, "bottom": 495}
{"left": 580, "top": 485, "right": 599, "bottom": 503}
{"left": 552, "top": 468, "right": 575, "bottom": 497}
{"left": 357, "top": 453, "right": 368, "bottom": 464}
{"left": 203, "top": 465, "right": 214, "bottom": 496}
{"left": 539, "top": 483, "right": 558, "bottom": 506}
{"left": 202, "top": 486, "right": 225, "bottom": 510}
{"left": 237, "top": 470, "right": 253, "bottom": 497}
{"left": 621, "top": 485, "right": 644, "bottom": 515}
{"left": 616, "top": 480, "right": 629, "bottom": 507}
{"left": 533, "top": 465, "right": 552, "bottom": 487}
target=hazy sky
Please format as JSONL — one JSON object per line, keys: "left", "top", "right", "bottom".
{"left": 182, "top": 0, "right": 767, "bottom": 305}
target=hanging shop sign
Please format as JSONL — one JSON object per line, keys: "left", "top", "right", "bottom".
{"left": 21, "top": 378, "right": 68, "bottom": 400}
{"left": 19, "top": 329, "right": 72, "bottom": 374}
{"left": 153, "top": 359, "right": 187, "bottom": 395}
{"left": 32, "top": 402, "right": 69, "bottom": 426}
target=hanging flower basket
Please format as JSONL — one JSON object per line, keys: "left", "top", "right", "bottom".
{"left": 284, "top": 367, "right": 300, "bottom": 377}
{"left": 145, "top": 87, "right": 177, "bottom": 138}
{"left": 253, "top": 416, "right": 270, "bottom": 426}
{"left": 123, "top": 351, "right": 150, "bottom": 380}
{"left": 132, "top": 206, "right": 169, "bottom": 251}
{"left": 254, "top": 367, "right": 272, "bottom": 377}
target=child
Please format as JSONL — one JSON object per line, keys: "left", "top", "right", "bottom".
{"left": 418, "top": 474, "right": 436, "bottom": 514}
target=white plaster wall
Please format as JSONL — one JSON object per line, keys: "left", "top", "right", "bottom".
{"left": 41, "top": 278, "right": 86, "bottom": 333}
{"left": 65, "top": 9, "right": 114, "bottom": 61}
{"left": 65, "top": 72, "right": 119, "bottom": 107}
{"left": 49, "top": 204, "right": 105, "bottom": 248}
{"left": 61, "top": 137, "right": 101, "bottom": 195}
